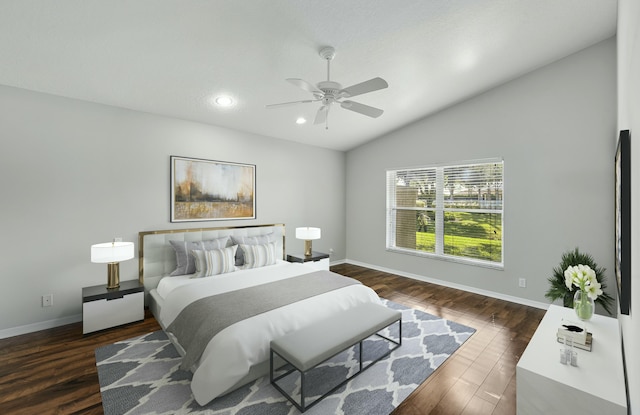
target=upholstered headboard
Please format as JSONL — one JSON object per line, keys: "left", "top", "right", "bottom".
{"left": 138, "top": 223, "right": 285, "bottom": 301}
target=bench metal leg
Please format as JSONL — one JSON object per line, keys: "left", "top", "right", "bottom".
{"left": 300, "top": 371, "right": 306, "bottom": 411}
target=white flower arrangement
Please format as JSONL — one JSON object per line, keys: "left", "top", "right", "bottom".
{"left": 564, "top": 264, "right": 603, "bottom": 300}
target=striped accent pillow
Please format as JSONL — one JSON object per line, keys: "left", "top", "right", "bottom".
{"left": 240, "top": 242, "right": 278, "bottom": 269}
{"left": 231, "top": 233, "right": 277, "bottom": 266}
{"left": 169, "top": 237, "right": 231, "bottom": 276}
{"left": 191, "top": 245, "right": 237, "bottom": 278}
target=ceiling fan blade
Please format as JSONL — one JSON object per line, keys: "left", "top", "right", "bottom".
{"left": 314, "top": 105, "right": 329, "bottom": 125}
{"left": 340, "top": 100, "right": 384, "bottom": 118}
{"left": 265, "top": 99, "right": 319, "bottom": 108}
{"left": 339, "top": 77, "right": 388, "bottom": 98}
{"left": 287, "top": 78, "right": 323, "bottom": 95}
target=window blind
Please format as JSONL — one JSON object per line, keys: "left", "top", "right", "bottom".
{"left": 386, "top": 159, "right": 503, "bottom": 267}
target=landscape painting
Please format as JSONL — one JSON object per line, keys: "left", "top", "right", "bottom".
{"left": 171, "top": 156, "right": 256, "bottom": 222}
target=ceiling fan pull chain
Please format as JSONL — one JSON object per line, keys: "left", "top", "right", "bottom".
{"left": 326, "top": 106, "right": 330, "bottom": 130}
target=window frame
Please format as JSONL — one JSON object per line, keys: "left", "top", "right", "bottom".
{"left": 386, "top": 158, "right": 504, "bottom": 270}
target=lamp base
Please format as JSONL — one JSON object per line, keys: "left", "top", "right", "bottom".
{"left": 107, "top": 262, "right": 120, "bottom": 289}
{"left": 304, "top": 240, "right": 313, "bottom": 257}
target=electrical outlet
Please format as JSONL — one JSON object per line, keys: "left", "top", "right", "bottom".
{"left": 42, "top": 294, "right": 53, "bottom": 307}
{"left": 114, "top": 237, "right": 123, "bottom": 242}
{"left": 518, "top": 278, "right": 526, "bottom": 288}
{"left": 329, "top": 248, "right": 334, "bottom": 255}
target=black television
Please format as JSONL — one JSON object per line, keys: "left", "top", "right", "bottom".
{"left": 615, "top": 129, "right": 631, "bottom": 315}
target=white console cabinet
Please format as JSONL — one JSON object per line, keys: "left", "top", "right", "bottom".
{"left": 516, "top": 305, "right": 627, "bottom": 414}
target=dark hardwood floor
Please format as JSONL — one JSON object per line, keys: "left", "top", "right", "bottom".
{"left": 333, "top": 264, "right": 545, "bottom": 415}
{"left": 0, "top": 264, "right": 545, "bottom": 415}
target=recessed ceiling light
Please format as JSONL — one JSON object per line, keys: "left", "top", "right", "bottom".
{"left": 214, "top": 95, "right": 234, "bottom": 107}
{"left": 296, "top": 117, "right": 307, "bottom": 124}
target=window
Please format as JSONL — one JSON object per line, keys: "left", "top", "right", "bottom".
{"left": 386, "top": 158, "right": 504, "bottom": 268}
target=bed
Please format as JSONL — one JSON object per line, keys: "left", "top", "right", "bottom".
{"left": 138, "top": 224, "right": 381, "bottom": 406}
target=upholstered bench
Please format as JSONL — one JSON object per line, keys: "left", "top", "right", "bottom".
{"left": 270, "top": 302, "right": 402, "bottom": 412}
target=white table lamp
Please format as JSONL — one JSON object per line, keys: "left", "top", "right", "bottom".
{"left": 91, "top": 241, "right": 134, "bottom": 289}
{"left": 295, "top": 227, "right": 321, "bottom": 257}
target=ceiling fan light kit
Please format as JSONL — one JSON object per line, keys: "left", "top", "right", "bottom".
{"left": 266, "top": 46, "right": 388, "bottom": 129}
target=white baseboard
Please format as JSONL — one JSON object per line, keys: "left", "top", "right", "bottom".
{"left": 329, "top": 258, "right": 346, "bottom": 266}
{"left": 345, "top": 259, "right": 549, "bottom": 310}
{"left": 0, "top": 314, "right": 82, "bottom": 340}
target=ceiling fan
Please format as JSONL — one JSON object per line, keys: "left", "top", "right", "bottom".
{"left": 266, "top": 46, "right": 388, "bottom": 129}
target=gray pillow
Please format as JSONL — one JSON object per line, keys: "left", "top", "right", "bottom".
{"left": 169, "top": 236, "right": 231, "bottom": 276}
{"left": 231, "top": 233, "right": 277, "bottom": 266}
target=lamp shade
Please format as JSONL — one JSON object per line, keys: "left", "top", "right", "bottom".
{"left": 295, "top": 227, "right": 321, "bottom": 240}
{"left": 91, "top": 242, "right": 134, "bottom": 263}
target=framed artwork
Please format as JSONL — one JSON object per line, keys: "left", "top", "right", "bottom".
{"left": 615, "top": 130, "right": 631, "bottom": 315}
{"left": 171, "top": 156, "right": 256, "bottom": 222}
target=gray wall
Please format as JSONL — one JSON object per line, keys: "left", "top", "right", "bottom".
{"left": 0, "top": 36, "right": 621, "bottom": 349}
{"left": 0, "top": 85, "right": 346, "bottom": 336}
{"left": 345, "top": 38, "right": 616, "bottom": 308}
{"left": 617, "top": 0, "right": 639, "bottom": 412}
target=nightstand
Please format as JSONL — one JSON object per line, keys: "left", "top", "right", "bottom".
{"left": 286, "top": 251, "right": 330, "bottom": 271}
{"left": 82, "top": 279, "right": 144, "bottom": 334}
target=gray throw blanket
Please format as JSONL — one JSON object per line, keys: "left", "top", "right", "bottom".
{"left": 166, "top": 270, "right": 360, "bottom": 370}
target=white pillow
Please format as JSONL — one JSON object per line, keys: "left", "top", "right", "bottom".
{"left": 191, "top": 245, "right": 237, "bottom": 278}
{"left": 240, "top": 242, "right": 278, "bottom": 269}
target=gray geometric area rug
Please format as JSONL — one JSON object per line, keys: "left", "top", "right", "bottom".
{"left": 95, "top": 300, "right": 475, "bottom": 415}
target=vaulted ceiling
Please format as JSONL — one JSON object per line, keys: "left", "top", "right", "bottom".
{"left": 0, "top": 1, "right": 617, "bottom": 151}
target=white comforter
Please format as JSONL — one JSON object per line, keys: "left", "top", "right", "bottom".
{"left": 156, "top": 260, "right": 380, "bottom": 405}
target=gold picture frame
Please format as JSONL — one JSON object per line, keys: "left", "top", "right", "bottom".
{"left": 170, "top": 156, "right": 256, "bottom": 222}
